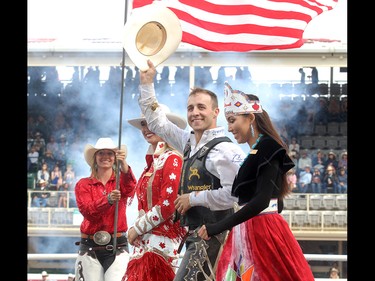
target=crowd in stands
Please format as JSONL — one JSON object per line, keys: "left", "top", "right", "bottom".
{"left": 27, "top": 65, "right": 348, "bottom": 208}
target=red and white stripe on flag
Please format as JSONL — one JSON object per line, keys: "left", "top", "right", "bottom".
{"left": 131, "top": 0, "right": 339, "bottom": 52}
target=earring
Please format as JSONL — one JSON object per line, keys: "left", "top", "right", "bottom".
{"left": 250, "top": 124, "right": 255, "bottom": 137}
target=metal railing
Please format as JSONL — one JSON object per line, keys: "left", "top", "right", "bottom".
{"left": 27, "top": 191, "right": 347, "bottom": 233}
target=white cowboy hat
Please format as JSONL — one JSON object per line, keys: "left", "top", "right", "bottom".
{"left": 84, "top": 138, "right": 127, "bottom": 167}
{"left": 122, "top": 3, "right": 182, "bottom": 71}
{"left": 41, "top": 271, "right": 48, "bottom": 276}
{"left": 127, "top": 104, "right": 186, "bottom": 130}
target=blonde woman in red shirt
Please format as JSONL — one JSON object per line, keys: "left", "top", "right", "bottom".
{"left": 74, "top": 137, "right": 137, "bottom": 281}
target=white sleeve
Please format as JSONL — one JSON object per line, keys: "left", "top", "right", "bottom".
{"left": 133, "top": 206, "right": 165, "bottom": 236}
{"left": 138, "top": 84, "right": 189, "bottom": 153}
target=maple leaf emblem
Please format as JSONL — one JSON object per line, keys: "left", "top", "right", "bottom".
{"left": 169, "top": 173, "right": 177, "bottom": 180}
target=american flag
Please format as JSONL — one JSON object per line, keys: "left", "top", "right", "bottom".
{"left": 131, "top": 0, "right": 339, "bottom": 52}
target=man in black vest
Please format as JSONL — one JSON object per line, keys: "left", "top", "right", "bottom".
{"left": 137, "top": 60, "right": 246, "bottom": 281}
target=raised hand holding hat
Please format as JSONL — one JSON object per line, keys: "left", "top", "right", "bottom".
{"left": 122, "top": 3, "right": 182, "bottom": 71}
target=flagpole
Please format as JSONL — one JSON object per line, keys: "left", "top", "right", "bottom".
{"left": 113, "top": 0, "right": 129, "bottom": 254}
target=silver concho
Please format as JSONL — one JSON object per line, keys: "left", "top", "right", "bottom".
{"left": 93, "top": 231, "right": 111, "bottom": 245}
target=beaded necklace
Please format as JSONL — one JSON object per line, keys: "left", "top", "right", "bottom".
{"left": 250, "top": 133, "right": 263, "bottom": 150}
{"left": 240, "top": 133, "right": 263, "bottom": 166}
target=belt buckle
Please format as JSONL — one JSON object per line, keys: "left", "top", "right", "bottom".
{"left": 93, "top": 231, "right": 111, "bottom": 245}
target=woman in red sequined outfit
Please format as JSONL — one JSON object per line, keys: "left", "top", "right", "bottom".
{"left": 123, "top": 106, "right": 188, "bottom": 281}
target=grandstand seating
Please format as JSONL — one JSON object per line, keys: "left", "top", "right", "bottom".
{"left": 293, "top": 210, "right": 308, "bottom": 227}
{"left": 281, "top": 210, "right": 292, "bottom": 226}
{"left": 330, "top": 83, "right": 341, "bottom": 96}
{"left": 309, "top": 194, "right": 323, "bottom": 210}
{"left": 300, "top": 136, "right": 314, "bottom": 150}
{"left": 283, "top": 195, "right": 296, "bottom": 210}
{"left": 313, "top": 124, "right": 327, "bottom": 136}
{"left": 322, "top": 195, "right": 336, "bottom": 210}
{"left": 334, "top": 211, "right": 347, "bottom": 227}
{"left": 295, "top": 195, "right": 308, "bottom": 209}
{"left": 322, "top": 211, "right": 335, "bottom": 227}
{"left": 338, "top": 136, "right": 347, "bottom": 149}
{"left": 336, "top": 195, "right": 347, "bottom": 210}
{"left": 28, "top": 207, "right": 49, "bottom": 225}
{"left": 51, "top": 208, "right": 74, "bottom": 225}
{"left": 307, "top": 210, "right": 321, "bottom": 227}
{"left": 312, "top": 136, "right": 326, "bottom": 149}
{"left": 327, "top": 122, "right": 341, "bottom": 136}
{"left": 326, "top": 136, "right": 340, "bottom": 150}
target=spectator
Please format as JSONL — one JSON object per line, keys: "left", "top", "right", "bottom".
{"left": 28, "top": 145, "right": 40, "bottom": 173}
{"left": 299, "top": 67, "right": 306, "bottom": 84}
{"left": 41, "top": 270, "right": 49, "bottom": 281}
{"left": 322, "top": 165, "right": 339, "bottom": 193}
{"left": 286, "top": 168, "right": 298, "bottom": 192}
{"left": 34, "top": 114, "right": 50, "bottom": 140}
{"left": 46, "top": 135, "right": 59, "bottom": 156}
{"left": 288, "top": 137, "right": 300, "bottom": 153}
{"left": 31, "top": 179, "right": 49, "bottom": 207}
{"left": 337, "top": 150, "right": 347, "bottom": 171}
{"left": 37, "top": 163, "right": 50, "bottom": 184}
{"left": 324, "top": 151, "right": 339, "bottom": 171}
{"left": 32, "top": 131, "right": 46, "bottom": 155}
{"left": 337, "top": 167, "right": 347, "bottom": 194}
{"left": 310, "top": 67, "right": 319, "bottom": 84}
{"left": 58, "top": 181, "right": 71, "bottom": 208}
{"left": 311, "top": 167, "right": 323, "bottom": 193}
{"left": 63, "top": 163, "right": 76, "bottom": 185}
{"left": 297, "top": 149, "right": 312, "bottom": 174}
{"left": 289, "top": 149, "right": 299, "bottom": 167}
{"left": 313, "top": 98, "right": 329, "bottom": 126}
{"left": 339, "top": 97, "right": 347, "bottom": 122}
{"left": 41, "top": 150, "right": 57, "bottom": 170}
{"left": 329, "top": 267, "right": 340, "bottom": 279}
{"left": 312, "top": 149, "right": 326, "bottom": 174}
{"left": 50, "top": 164, "right": 63, "bottom": 191}
{"left": 327, "top": 97, "right": 342, "bottom": 123}
{"left": 55, "top": 134, "right": 69, "bottom": 172}
{"left": 298, "top": 165, "right": 312, "bottom": 193}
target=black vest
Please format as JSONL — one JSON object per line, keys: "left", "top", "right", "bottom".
{"left": 179, "top": 137, "right": 234, "bottom": 229}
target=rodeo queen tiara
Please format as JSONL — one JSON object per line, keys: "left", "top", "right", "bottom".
{"left": 223, "top": 82, "right": 263, "bottom": 116}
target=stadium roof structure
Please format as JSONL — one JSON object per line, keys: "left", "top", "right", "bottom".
{"left": 27, "top": 0, "right": 347, "bottom": 67}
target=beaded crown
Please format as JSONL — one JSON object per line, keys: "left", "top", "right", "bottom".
{"left": 224, "top": 82, "right": 263, "bottom": 116}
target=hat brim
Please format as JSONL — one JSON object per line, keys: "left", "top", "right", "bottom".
{"left": 128, "top": 112, "right": 186, "bottom": 131}
{"left": 84, "top": 144, "right": 127, "bottom": 167}
{"left": 122, "top": 3, "right": 182, "bottom": 71}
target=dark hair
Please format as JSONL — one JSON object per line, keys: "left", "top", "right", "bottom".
{"left": 247, "top": 93, "right": 290, "bottom": 198}
{"left": 189, "top": 87, "right": 218, "bottom": 109}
